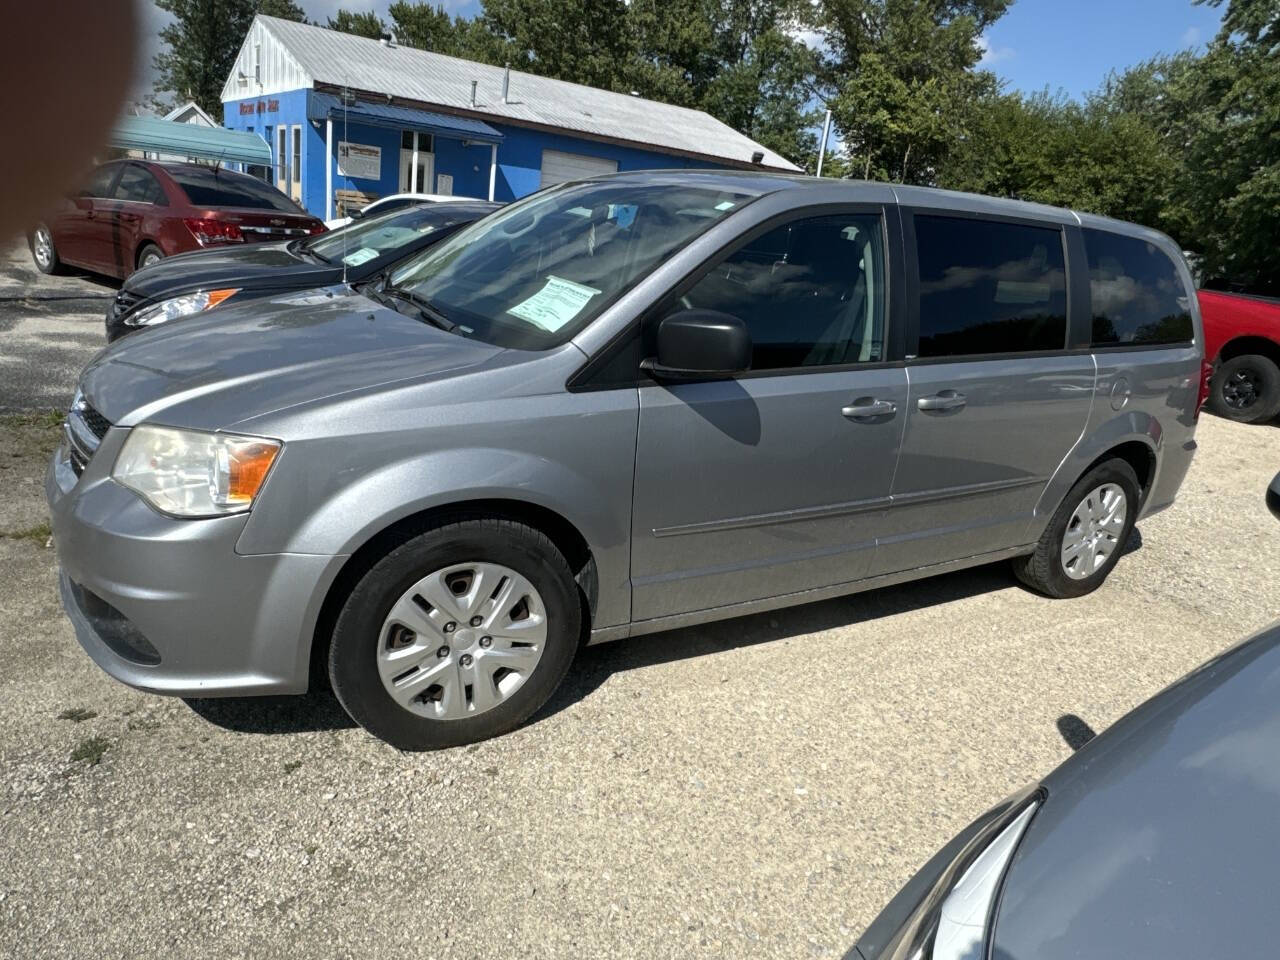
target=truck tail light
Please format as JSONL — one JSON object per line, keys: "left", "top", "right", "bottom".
{"left": 183, "top": 217, "right": 244, "bottom": 245}
{"left": 1196, "top": 360, "right": 1213, "bottom": 420}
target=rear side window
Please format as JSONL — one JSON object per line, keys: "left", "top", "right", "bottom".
{"left": 80, "top": 165, "right": 118, "bottom": 198}
{"left": 1084, "top": 229, "right": 1193, "bottom": 345}
{"left": 166, "top": 167, "right": 304, "bottom": 213}
{"left": 113, "top": 166, "right": 166, "bottom": 205}
{"left": 680, "top": 214, "right": 886, "bottom": 369}
{"left": 915, "top": 215, "right": 1067, "bottom": 358}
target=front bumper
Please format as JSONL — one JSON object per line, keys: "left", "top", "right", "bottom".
{"left": 46, "top": 427, "right": 342, "bottom": 697}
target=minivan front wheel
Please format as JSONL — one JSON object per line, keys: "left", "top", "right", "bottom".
{"left": 1014, "top": 459, "right": 1140, "bottom": 599}
{"left": 329, "top": 518, "right": 581, "bottom": 750}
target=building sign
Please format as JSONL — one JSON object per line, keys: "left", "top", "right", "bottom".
{"left": 436, "top": 173, "right": 453, "bottom": 196}
{"left": 338, "top": 141, "right": 381, "bottom": 181}
{"left": 238, "top": 99, "right": 279, "bottom": 116}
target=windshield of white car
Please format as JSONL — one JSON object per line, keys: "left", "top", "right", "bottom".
{"left": 387, "top": 180, "right": 758, "bottom": 350}
{"left": 305, "top": 204, "right": 496, "bottom": 266}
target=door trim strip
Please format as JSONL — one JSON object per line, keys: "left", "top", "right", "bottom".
{"left": 651, "top": 474, "right": 1046, "bottom": 538}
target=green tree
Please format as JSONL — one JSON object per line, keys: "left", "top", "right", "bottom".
{"left": 388, "top": 2, "right": 509, "bottom": 60}
{"left": 328, "top": 10, "right": 387, "bottom": 39}
{"left": 813, "top": 0, "right": 1009, "bottom": 183}
{"left": 153, "top": 0, "right": 306, "bottom": 115}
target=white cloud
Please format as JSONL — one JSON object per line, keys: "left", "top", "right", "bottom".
{"left": 976, "top": 35, "right": 1014, "bottom": 67}
{"left": 1181, "top": 25, "right": 1202, "bottom": 46}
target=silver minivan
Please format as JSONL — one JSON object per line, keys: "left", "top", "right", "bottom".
{"left": 47, "top": 172, "right": 1203, "bottom": 749}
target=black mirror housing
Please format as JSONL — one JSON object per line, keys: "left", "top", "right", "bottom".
{"left": 644, "top": 310, "right": 752, "bottom": 380}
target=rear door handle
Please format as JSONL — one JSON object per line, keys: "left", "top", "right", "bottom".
{"left": 842, "top": 398, "right": 897, "bottom": 420}
{"left": 917, "top": 391, "right": 967, "bottom": 412}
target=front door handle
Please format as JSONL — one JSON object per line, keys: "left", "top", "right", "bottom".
{"left": 842, "top": 398, "right": 897, "bottom": 420}
{"left": 917, "top": 390, "right": 967, "bottom": 412}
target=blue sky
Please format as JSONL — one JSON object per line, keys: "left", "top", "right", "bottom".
{"left": 980, "top": 0, "right": 1223, "bottom": 99}
{"left": 138, "top": 0, "right": 1224, "bottom": 105}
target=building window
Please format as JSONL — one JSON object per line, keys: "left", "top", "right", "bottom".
{"left": 275, "top": 127, "right": 288, "bottom": 189}
{"left": 291, "top": 126, "right": 302, "bottom": 185}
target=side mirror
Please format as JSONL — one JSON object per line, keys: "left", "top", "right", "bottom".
{"left": 72, "top": 194, "right": 92, "bottom": 210}
{"left": 642, "top": 309, "right": 752, "bottom": 380}
{"left": 349, "top": 207, "right": 365, "bottom": 221}
{"left": 1268, "top": 471, "right": 1280, "bottom": 521}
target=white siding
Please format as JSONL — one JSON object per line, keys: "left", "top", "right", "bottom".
{"left": 540, "top": 150, "right": 618, "bottom": 188}
{"left": 220, "top": 19, "right": 312, "bottom": 103}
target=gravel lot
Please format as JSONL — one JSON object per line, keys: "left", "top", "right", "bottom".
{"left": 2, "top": 240, "right": 1279, "bottom": 959}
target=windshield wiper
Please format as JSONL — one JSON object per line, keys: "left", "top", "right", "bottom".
{"left": 288, "top": 238, "right": 331, "bottom": 264}
{"left": 383, "top": 286, "right": 458, "bottom": 332}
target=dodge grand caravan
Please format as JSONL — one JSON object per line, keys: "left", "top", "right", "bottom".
{"left": 47, "top": 172, "right": 1203, "bottom": 750}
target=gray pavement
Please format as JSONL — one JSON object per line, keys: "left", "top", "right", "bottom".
{"left": 2, "top": 244, "right": 1279, "bottom": 959}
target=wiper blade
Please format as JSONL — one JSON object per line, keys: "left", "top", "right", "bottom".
{"left": 384, "top": 287, "right": 457, "bottom": 332}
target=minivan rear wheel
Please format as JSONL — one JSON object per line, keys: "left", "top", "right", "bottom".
{"left": 328, "top": 517, "right": 581, "bottom": 750}
{"left": 1013, "top": 459, "right": 1140, "bottom": 599}
{"left": 1209, "top": 354, "right": 1280, "bottom": 424}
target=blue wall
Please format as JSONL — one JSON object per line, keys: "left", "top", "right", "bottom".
{"left": 224, "top": 88, "right": 726, "bottom": 218}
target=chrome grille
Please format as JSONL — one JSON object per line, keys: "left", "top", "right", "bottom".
{"left": 65, "top": 394, "right": 112, "bottom": 477}
{"left": 111, "top": 289, "right": 144, "bottom": 320}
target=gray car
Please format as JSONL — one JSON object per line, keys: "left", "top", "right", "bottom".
{"left": 848, "top": 619, "right": 1280, "bottom": 960}
{"left": 46, "top": 171, "right": 1204, "bottom": 749}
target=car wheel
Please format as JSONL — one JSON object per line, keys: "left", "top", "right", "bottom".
{"left": 1209, "top": 354, "right": 1280, "bottom": 424}
{"left": 1013, "top": 458, "right": 1140, "bottom": 599}
{"left": 135, "top": 243, "right": 164, "bottom": 271}
{"left": 30, "top": 223, "right": 63, "bottom": 274}
{"left": 328, "top": 517, "right": 582, "bottom": 750}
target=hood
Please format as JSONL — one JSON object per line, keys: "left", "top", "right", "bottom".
{"left": 124, "top": 241, "right": 338, "bottom": 301}
{"left": 81, "top": 286, "right": 505, "bottom": 430}
{"left": 992, "top": 625, "right": 1280, "bottom": 960}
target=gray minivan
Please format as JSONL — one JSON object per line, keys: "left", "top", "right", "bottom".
{"left": 47, "top": 172, "right": 1203, "bottom": 749}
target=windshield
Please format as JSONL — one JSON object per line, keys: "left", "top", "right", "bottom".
{"left": 307, "top": 204, "right": 494, "bottom": 266}
{"left": 388, "top": 179, "right": 757, "bottom": 349}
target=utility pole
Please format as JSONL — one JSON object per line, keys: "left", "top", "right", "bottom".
{"left": 816, "top": 109, "right": 832, "bottom": 177}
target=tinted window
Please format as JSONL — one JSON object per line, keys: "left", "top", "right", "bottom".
{"left": 680, "top": 214, "right": 886, "bottom": 369}
{"left": 113, "top": 166, "right": 166, "bottom": 204}
{"left": 916, "top": 215, "right": 1067, "bottom": 357}
{"left": 366, "top": 197, "right": 416, "bottom": 217}
{"left": 1085, "top": 229, "right": 1193, "bottom": 345}
{"left": 80, "top": 165, "right": 118, "bottom": 198}
{"left": 166, "top": 166, "right": 304, "bottom": 213}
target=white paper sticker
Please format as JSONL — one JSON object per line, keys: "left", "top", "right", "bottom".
{"left": 714, "top": 200, "right": 736, "bottom": 211}
{"left": 506, "top": 276, "right": 601, "bottom": 332}
{"left": 342, "top": 247, "right": 380, "bottom": 266}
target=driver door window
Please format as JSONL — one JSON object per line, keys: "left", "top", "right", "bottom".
{"left": 679, "top": 214, "right": 886, "bottom": 370}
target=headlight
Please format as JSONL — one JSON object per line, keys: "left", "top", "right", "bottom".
{"left": 867, "top": 795, "right": 1039, "bottom": 960}
{"left": 112, "top": 425, "right": 281, "bottom": 518}
{"left": 126, "top": 288, "right": 239, "bottom": 328}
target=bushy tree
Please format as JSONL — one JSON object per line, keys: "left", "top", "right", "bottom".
{"left": 328, "top": 10, "right": 386, "bottom": 39}
{"left": 153, "top": 0, "right": 306, "bottom": 115}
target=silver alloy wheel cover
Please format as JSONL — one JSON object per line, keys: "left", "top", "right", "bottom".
{"left": 1061, "top": 482, "right": 1127, "bottom": 580}
{"left": 376, "top": 561, "right": 549, "bottom": 720}
{"left": 141, "top": 250, "right": 161, "bottom": 266}
{"left": 33, "top": 228, "right": 52, "bottom": 267}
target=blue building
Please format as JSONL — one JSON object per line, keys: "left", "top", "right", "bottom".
{"left": 221, "top": 16, "right": 801, "bottom": 221}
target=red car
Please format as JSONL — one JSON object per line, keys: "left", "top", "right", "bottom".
{"left": 28, "top": 160, "right": 325, "bottom": 280}
{"left": 1199, "top": 289, "right": 1280, "bottom": 423}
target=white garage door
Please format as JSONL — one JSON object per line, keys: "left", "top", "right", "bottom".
{"left": 540, "top": 149, "right": 619, "bottom": 188}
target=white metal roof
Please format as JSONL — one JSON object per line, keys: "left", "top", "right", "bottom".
{"left": 222, "top": 16, "right": 801, "bottom": 173}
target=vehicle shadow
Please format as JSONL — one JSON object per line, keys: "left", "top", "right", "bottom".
{"left": 183, "top": 686, "right": 358, "bottom": 735}
{"left": 183, "top": 528, "right": 1144, "bottom": 739}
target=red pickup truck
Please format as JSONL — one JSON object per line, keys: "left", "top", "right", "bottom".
{"left": 1199, "top": 289, "right": 1280, "bottom": 424}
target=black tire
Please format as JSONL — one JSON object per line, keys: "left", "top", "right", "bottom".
{"left": 29, "top": 223, "right": 63, "bottom": 275}
{"left": 135, "top": 243, "right": 164, "bottom": 272}
{"left": 328, "top": 518, "right": 581, "bottom": 750}
{"left": 1209, "top": 354, "right": 1280, "bottom": 424}
{"left": 1013, "top": 458, "right": 1141, "bottom": 599}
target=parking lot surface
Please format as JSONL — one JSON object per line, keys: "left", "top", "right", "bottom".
{"left": 2, "top": 242, "right": 1279, "bottom": 959}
